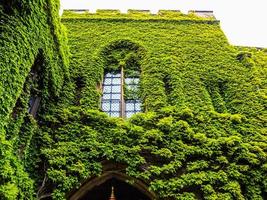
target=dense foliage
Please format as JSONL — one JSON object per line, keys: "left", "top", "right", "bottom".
{"left": 40, "top": 10, "right": 266, "bottom": 199}
{"left": 0, "top": 5, "right": 266, "bottom": 200}
{"left": 0, "top": 0, "right": 69, "bottom": 199}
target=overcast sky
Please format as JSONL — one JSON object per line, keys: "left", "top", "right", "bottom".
{"left": 61, "top": 0, "right": 267, "bottom": 48}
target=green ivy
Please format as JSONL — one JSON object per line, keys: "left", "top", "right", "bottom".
{"left": 0, "top": 5, "right": 266, "bottom": 200}
{"left": 37, "top": 10, "right": 266, "bottom": 199}
{"left": 0, "top": 0, "right": 69, "bottom": 199}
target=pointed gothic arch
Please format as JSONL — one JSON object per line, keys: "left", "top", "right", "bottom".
{"left": 98, "top": 39, "right": 146, "bottom": 118}
{"left": 68, "top": 171, "right": 157, "bottom": 200}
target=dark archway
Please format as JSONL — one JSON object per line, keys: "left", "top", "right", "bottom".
{"left": 68, "top": 171, "right": 156, "bottom": 200}
{"left": 80, "top": 178, "right": 150, "bottom": 200}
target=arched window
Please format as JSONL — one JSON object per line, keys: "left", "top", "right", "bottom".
{"left": 100, "top": 40, "right": 144, "bottom": 118}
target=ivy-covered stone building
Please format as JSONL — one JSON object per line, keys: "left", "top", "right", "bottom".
{"left": 0, "top": 1, "right": 267, "bottom": 200}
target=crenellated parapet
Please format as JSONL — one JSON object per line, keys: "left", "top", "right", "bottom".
{"left": 62, "top": 9, "right": 217, "bottom": 22}
{"left": 188, "top": 10, "right": 215, "bottom": 18}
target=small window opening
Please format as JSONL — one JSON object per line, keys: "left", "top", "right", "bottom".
{"left": 12, "top": 51, "right": 44, "bottom": 119}
{"left": 75, "top": 76, "right": 86, "bottom": 106}
{"left": 27, "top": 51, "right": 44, "bottom": 118}
{"left": 163, "top": 75, "right": 172, "bottom": 103}
{"left": 206, "top": 80, "right": 227, "bottom": 113}
{"left": 12, "top": 98, "right": 23, "bottom": 119}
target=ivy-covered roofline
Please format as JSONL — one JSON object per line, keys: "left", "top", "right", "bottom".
{"left": 62, "top": 9, "right": 219, "bottom": 24}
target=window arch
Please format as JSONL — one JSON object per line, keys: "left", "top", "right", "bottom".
{"left": 100, "top": 40, "right": 144, "bottom": 118}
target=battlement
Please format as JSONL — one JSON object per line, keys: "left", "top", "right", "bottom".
{"left": 188, "top": 10, "right": 215, "bottom": 18}
{"left": 62, "top": 9, "right": 217, "bottom": 21}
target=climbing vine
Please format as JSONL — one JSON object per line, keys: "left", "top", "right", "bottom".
{"left": 0, "top": 5, "right": 266, "bottom": 200}
{"left": 38, "top": 10, "right": 266, "bottom": 199}
{"left": 0, "top": 0, "right": 69, "bottom": 199}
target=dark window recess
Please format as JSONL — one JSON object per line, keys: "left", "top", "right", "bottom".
{"left": 26, "top": 50, "right": 44, "bottom": 117}
{"left": 206, "top": 81, "right": 227, "bottom": 113}
{"left": 75, "top": 76, "right": 86, "bottom": 105}
{"left": 75, "top": 76, "right": 86, "bottom": 88}
{"left": 12, "top": 52, "right": 44, "bottom": 119}
{"left": 12, "top": 98, "right": 23, "bottom": 119}
{"left": 101, "top": 70, "right": 141, "bottom": 118}
{"left": 163, "top": 75, "right": 172, "bottom": 102}
{"left": 27, "top": 53, "right": 43, "bottom": 118}
{"left": 28, "top": 96, "right": 41, "bottom": 118}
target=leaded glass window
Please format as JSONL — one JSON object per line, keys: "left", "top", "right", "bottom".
{"left": 101, "top": 70, "right": 141, "bottom": 118}
{"left": 125, "top": 77, "right": 141, "bottom": 118}
{"left": 101, "top": 72, "right": 121, "bottom": 117}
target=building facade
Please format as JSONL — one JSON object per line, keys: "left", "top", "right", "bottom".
{"left": 0, "top": 2, "right": 267, "bottom": 200}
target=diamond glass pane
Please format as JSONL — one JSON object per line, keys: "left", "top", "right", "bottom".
{"left": 103, "top": 86, "right": 112, "bottom": 93}
{"left": 111, "top": 93, "right": 120, "bottom": 100}
{"left": 112, "top": 78, "right": 120, "bottom": 85}
{"left": 133, "top": 78, "right": 139, "bottom": 84}
{"left": 126, "top": 102, "right": 135, "bottom": 111}
{"left": 101, "top": 101, "right": 110, "bottom": 112}
{"left": 102, "top": 93, "right": 111, "bottom": 100}
{"left": 113, "top": 73, "right": 121, "bottom": 77}
{"left": 110, "top": 101, "right": 120, "bottom": 112}
{"left": 125, "top": 78, "right": 133, "bottom": 85}
{"left": 126, "top": 112, "right": 135, "bottom": 118}
{"left": 112, "top": 85, "right": 120, "bottom": 93}
{"left": 135, "top": 102, "right": 141, "bottom": 111}
{"left": 110, "top": 112, "right": 120, "bottom": 117}
{"left": 104, "top": 78, "right": 112, "bottom": 85}
{"left": 105, "top": 73, "right": 113, "bottom": 78}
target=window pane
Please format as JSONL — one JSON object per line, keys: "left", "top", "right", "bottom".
{"left": 110, "top": 112, "right": 120, "bottom": 117}
{"left": 126, "top": 102, "right": 135, "bottom": 111}
{"left": 102, "top": 93, "right": 111, "bottom": 100}
{"left": 112, "top": 73, "right": 121, "bottom": 78}
{"left": 127, "top": 84, "right": 138, "bottom": 90}
{"left": 105, "top": 73, "right": 113, "bottom": 77}
{"left": 112, "top": 78, "right": 121, "bottom": 85}
{"left": 104, "top": 78, "right": 112, "bottom": 85}
{"left": 111, "top": 93, "right": 120, "bottom": 100}
{"left": 126, "top": 112, "right": 135, "bottom": 118}
{"left": 125, "top": 78, "right": 133, "bottom": 85}
{"left": 135, "top": 102, "right": 141, "bottom": 111}
{"left": 102, "top": 101, "right": 110, "bottom": 111}
{"left": 110, "top": 101, "right": 120, "bottom": 112}
{"left": 112, "top": 85, "right": 120, "bottom": 93}
{"left": 133, "top": 78, "right": 139, "bottom": 84}
{"left": 125, "top": 77, "right": 139, "bottom": 84}
{"left": 103, "top": 86, "right": 112, "bottom": 93}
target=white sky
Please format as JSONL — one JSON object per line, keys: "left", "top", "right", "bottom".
{"left": 61, "top": 0, "right": 267, "bottom": 48}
